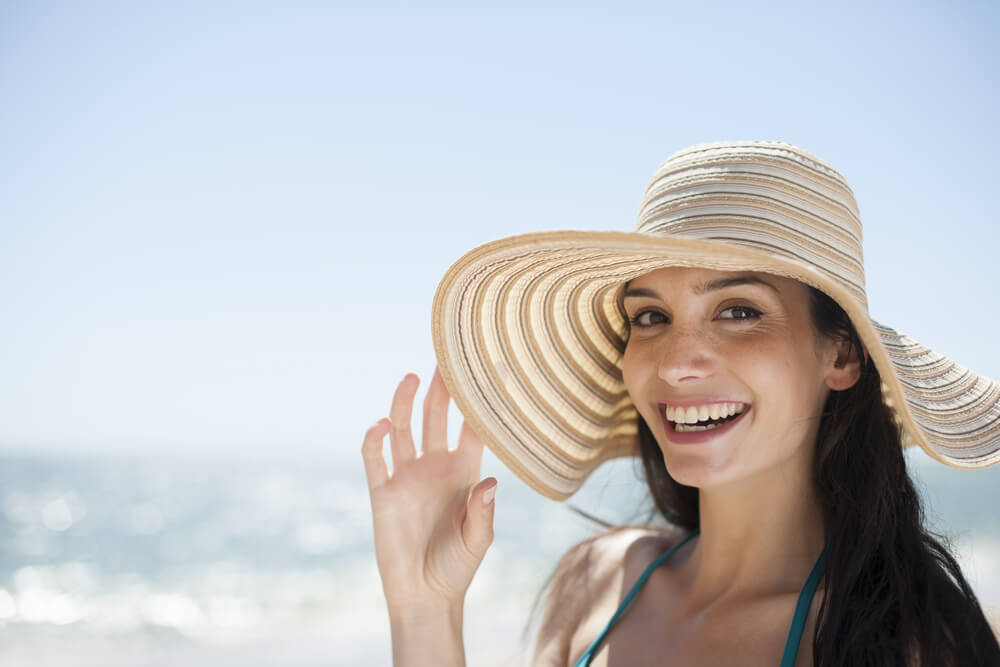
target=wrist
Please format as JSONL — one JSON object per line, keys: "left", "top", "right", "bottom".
{"left": 389, "top": 600, "right": 465, "bottom": 628}
{"left": 389, "top": 603, "right": 465, "bottom": 667}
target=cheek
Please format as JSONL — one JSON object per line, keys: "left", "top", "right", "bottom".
{"left": 740, "top": 338, "right": 826, "bottom": 418}
{"left": 621, "top": 345, "right": 640, "bottom": 395}
{"left": 621, "top": 345, "right": 655, "bottom": 419}
{"left": 735, "top": 338, "right": 803, "bottom": 396}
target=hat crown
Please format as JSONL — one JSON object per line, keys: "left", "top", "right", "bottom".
{"left": 635, "top": 141, "right": 868, "bottom": 307}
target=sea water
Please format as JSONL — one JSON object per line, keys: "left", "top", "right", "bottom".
{"left": 0, "top": 449, "right": 996, "bottom": 666}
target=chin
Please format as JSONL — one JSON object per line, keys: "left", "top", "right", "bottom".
{"left": 659, "top": 453, "right": 731, "bottom": 489}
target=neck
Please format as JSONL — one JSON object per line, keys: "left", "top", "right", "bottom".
{"left": 681, "top": 454, "right": 826, "bottom": 610}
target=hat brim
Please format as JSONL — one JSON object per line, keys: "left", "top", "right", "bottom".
{"left": 432, "top": 230, "right": 1000, "bottom": 500}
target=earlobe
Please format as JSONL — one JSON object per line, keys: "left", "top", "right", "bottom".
{"left": 825, "top": 339, "right": 863, "bottom": 391}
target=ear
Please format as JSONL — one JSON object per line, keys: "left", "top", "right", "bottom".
{"left": 824, "top": 336, "right": 862, "bottom": 391}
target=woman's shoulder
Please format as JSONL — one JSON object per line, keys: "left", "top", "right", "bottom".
{"left": 530, "top": 523, "right": 690, "bottom": 666}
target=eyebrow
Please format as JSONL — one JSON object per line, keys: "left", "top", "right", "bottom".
{"left": 623, "top": 276, "right": 780, "bottom": 300}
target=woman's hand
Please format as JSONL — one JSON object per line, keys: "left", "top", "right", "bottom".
{"left": 362, "top": 368, "right": 497, "bottom": 616}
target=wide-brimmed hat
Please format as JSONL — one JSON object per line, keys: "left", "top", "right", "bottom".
{"left": 431, "top": 140, "right": 1000, "bottom": 501}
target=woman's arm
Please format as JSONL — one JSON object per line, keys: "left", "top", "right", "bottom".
{"left": 531, "top": 526, "right": 664, "bottom": 666}
{"left": 531, "top": 537, "right": 597, "bottom": 666}
{"left": 389, "top": 602, "right": 466, "bottom": 667}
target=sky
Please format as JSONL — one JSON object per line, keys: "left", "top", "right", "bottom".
{"left": 1, "top": 1, "right": 998, "bottom": 465}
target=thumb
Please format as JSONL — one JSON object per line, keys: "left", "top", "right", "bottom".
{"left": 462, "top": 477, "right": 497, "bottom": 559}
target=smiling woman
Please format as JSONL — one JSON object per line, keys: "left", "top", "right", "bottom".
{"left": 362, "top": 141, "right": 1000, "bottom": 666}
{"left": 621, "top": 268, "right": 852, "bottom": 489}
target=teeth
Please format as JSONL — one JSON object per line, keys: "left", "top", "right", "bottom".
{"left": 666, "top": 402, "right": 747, "bottom": 425}
{"left": 676, "top": 422, "right": 722, "bottom": 432}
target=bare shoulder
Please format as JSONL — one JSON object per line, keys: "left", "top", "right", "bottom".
{"left": 530, "top": 524, "right": 687, "bottom": 667}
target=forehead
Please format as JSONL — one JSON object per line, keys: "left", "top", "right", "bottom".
{"left": 625, "top": 266, "right": 800, "bottom": 295}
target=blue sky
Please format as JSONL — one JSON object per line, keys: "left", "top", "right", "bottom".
{"left": 1, "top": 1, "right": 998, "bottom": 463}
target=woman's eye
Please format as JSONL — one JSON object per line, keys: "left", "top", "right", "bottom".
{"left": 718, "top": 306, "right": 762, "bottom": 321}
{"left": 630, "top": 310, "right": 668, "bottom": 327}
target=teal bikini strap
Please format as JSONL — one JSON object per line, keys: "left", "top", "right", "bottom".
{"left": 572, "top": 531, "right": 827, "bottom": 667}
{"left": 778, "top": 541, "right": 829, "bottom": 667}
{"left": 572, "top": 529, "right": 700, "bottom": 667}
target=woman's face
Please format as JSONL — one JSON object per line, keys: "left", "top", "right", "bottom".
{"left": 621, "top": 266, "right": 857, "bottom": 489}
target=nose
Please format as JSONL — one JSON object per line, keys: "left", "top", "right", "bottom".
{"left": 655, "top": 324, "right": 716, "bottom": 386}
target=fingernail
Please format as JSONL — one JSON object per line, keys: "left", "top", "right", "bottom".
{"left": 482, "top": 484, "right": 496, "bottom": 505}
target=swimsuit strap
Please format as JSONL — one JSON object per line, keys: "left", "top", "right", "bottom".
{"left": 573, "top": 531, "right": 829, "bottom": 667}
{"left": 778, "top": 540, "right": 828, "bottom": 667}
{"left": 573, "top": 529, "right": 700, "bottom": 667}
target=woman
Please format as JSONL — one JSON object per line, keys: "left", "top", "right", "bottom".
{"left": 362, "top": 141, "right": 1000, "bottom": 665}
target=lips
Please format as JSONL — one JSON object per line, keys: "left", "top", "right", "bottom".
{"left": 657, "top": 402, "right": 751, "bottom": 445}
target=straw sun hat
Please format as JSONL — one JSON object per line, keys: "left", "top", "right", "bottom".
{"left": 431, "top": 140, "right": 1000, "bottom": 501}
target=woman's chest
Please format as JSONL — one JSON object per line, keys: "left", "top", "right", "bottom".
{"left": 569, "top": 586, "right": 814, "bottom": 667}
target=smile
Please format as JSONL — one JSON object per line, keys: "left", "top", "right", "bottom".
{"left": 665, "top": 402, "right": 746, "bottom": 428}
{"left": 658, "top": 402, "right": 751, "bottom": 443}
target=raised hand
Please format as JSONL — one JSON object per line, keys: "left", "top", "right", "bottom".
{"left": 362, "top": 368, "right": 497, "bottom": 617}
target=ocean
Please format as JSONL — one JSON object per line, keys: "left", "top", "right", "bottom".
{"left": 0, "top": 449, "right": 997, "bottom": 666}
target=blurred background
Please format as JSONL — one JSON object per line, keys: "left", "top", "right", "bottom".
{"left": 1, "top": 1, "right": 998, "bottom": 664}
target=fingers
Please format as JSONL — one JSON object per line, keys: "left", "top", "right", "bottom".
{"left": 361, "top": 419, "right": 391, "bottom": 490}
{"left": 421, "top": 367, "right": 450, "bottom": 453}
{"left": 458, "top": 420, "right": 484, "bottom": 461}
{"left": 388, "top": 373, "right": 419, "bottom": 465}
{"left": 462, "top": 477, "right": 497, "bottom": 558}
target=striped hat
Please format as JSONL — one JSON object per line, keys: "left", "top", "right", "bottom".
{"left": 431, "top": 140, "right": 1000, "bottom": 500}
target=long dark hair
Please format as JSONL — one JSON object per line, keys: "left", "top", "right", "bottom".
{"left": 633, "top": 286, "right": 1000, "bottom": 665}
